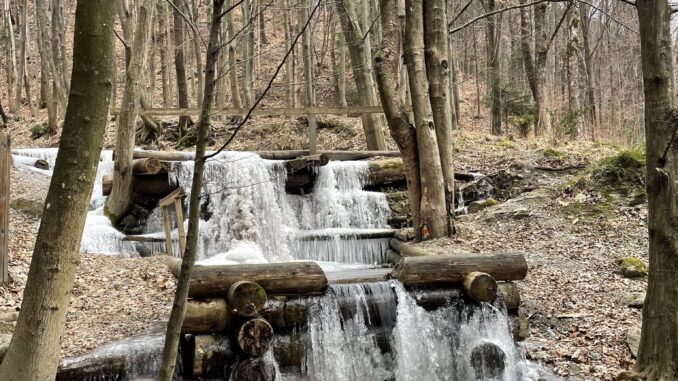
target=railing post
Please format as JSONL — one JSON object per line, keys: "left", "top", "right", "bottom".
{"left": 0, "top": 130, "right": 9, "bottom": 283}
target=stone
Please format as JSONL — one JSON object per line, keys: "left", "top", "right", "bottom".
{"left": 617, "top": 257, "right": 648, "bottom": 278}
{"left": 395, "top": 228, "right": 415, "bottom": 242}
{"left": 615, "top": 371, "right": 644, "bottom": 381}
{"left": 619, "top": 292, "right": 645, "bottom": 308}
{"left": 119, "top": 214, "right": 138, "bottom": 228}
{"left": 0, "top": 334, "right": 12, "bottom": 361}
{"left": 512, "top": 208, "right": 531, "bottom": 219}
{"left": 467, "top": 198, "right": 499, "bottom": 214}
{"left": 627, "top": 326, "right": 641, "bottom": 358}
{"left": 573, "top": 193, "right": 587, "bottom": 203}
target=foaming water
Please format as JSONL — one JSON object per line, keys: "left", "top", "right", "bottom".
{"left": 299, "top": 281, "right": 554, "bottom": 381}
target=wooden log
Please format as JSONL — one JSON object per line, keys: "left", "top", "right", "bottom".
{"left": 286, "top": 154, "right": 330, "bottom": 174}
{"left": 184, "top": 299, "right": 231, "bottom": 333}
{"left": 463, "top": 272, "right": 498, "bottom": 303}
{"left": 189, "top": 334, "right": 235, "bottom": 378}
{"left": 237, "top": 318, "right": 274, "bottom": 357}
{"left": 132, "top": 149, "right": 401, "bottom": 162}
{"left": 296, "top": 229, "right": 396, "bottom": 241}
{"left": 390, "top": 239, "right": 435, "bottom": 257}
{"left": 132, "top": 157, "right": 163, "bottom": 175}
{"left": 470, "top": 342, "right": 506, "bottom": 380}
{"left": 393, "top": 253, "right": 528, "bottom": 287}
{"left": 227, "top": 281, "right": 268, "bottom": 317}
{"left": 229, "top": 356, "right": 277, "bottom": 381}
{"left": 189, "top": 261, "right": 328, "bottom": 298}
{"left": 101, "top": 173, "right": 176, "bottom": 196}
{"left": 497, "top": 282, "right": 521, "bottom": 312}
{"left": 56, "top": 356, "right": 126, "bottom": 381}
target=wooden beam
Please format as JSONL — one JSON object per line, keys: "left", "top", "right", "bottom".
{"left": 111, "top": 105, "right": 407, "bottom": 117}
{"left": 131, "top": 149, "right": 402, "bottom": 162}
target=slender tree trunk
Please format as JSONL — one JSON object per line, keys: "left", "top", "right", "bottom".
{"left": 534, "top": 2, "right": 549, "bottom": 135}
{"left": 635, "top": 0, "right": 678, "bottom": 378}
{"left": 173, "top": 0, "right": 191, "bottom": 132}
{"left": 11, "top": 0, "right": 27, "bottom": 114}
{"left": 423, "top": 0, "right": 455, "bottom": 231}
{"left": 3, "top": 0, "right": 17, "bottom": 111}
{"left": 52, "top": 0, "right": 69, "bottom": 98}
{"left": 473, "top": 30, "right": 481, "bottom": 118}
{"left": 519, "top": 0, "right": 538, "bottom": 113}
{"left": 301, "top": 0, "right": 315, "bottom": 107}
{"left": 404, "top": 0, "right": 448, "bottom": 240}
{"left": 243, "top": 0, "right": 255, "bottom": 106}
{"left": 485, "top": 0, "right": 502, "bottom": 135}
{"left": 0, "top": 1, "right": 115, "bottom": 379}
{"left": 283, "top": 0, "right": 296, "bottom": 108}
{"left": 158, "top": 1, "right": 225, "bottom": 379}
{"left": 331, "top": 20, "right": 348, "bottom": 108}
{"left": 106, "top": 0, "right": 156, "bottom": 223}
{"left": 158, "top": 0, "right": 172, "bottom": 107}
{"left": 579, "top": 3, "right": 597, "bottom": 140}
{"left": 35, "top": 0, "right": 60, "bottom": 134}
{"left": 336, "top": 0, "right": 387, "bottom": 150}
{"left": 375, "top": 0, "right": 421, "bottom": 240}
{"left": 225, "top": 0, "right": 243, "bottom": 110}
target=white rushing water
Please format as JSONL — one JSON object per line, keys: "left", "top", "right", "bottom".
{"left": 300, "top": 281, "right": 554, "bottom": 381}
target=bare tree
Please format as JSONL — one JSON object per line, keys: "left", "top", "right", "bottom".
{"left": 0, "top": 0, "right": 116, "bottom": 378}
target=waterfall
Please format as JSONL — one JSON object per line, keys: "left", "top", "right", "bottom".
{"left": 299, "top": 281, "right": 553, "bottom": 381}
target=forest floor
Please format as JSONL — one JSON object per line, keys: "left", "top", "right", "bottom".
{"left": 1, "top": 116, "right": 647, "bottom": 380}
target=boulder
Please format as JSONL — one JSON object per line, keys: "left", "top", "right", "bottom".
{"left": 395, "top": 228, "right": 415, "bottom": 242}
{"left": 626, "top": 326, "right": 641, "bottom": 358}
{"left": 616, "top": 258, "right": 648, "bottom": 278}
{"left": 619, "top": 292, "right": 645, "bottom": 309}
{"left": 467, "top": 198, "right": 499, "bottom": 214}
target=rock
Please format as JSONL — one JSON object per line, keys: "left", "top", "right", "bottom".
{"left": 467, "top": 198, "right": 499, "bottom": 214}
{"left": 395, "top": 228, "right": 415, "bottom": 242}
{"left": 119, "top": 214, "right": 138, "bottom": 228}
{"left": 512, "top": 208, "right": 531, "bottom": 219}
{"left": 0, "top": 334, "right": 12, "bottom": 361}
{"left": 619, "top": 292, "right": 645, "bottom": 308}
{"left": 615, "top": 371, "right": 644, "bottom": 381}
{"left": 627, "top": 190, "right": 646, "bottom": 207}
{"left": 573, "top": 193, "right": 587, "bottom": 203}
{"left": 616, "top": 257, "right": 648, "bottom": 278}
{"left": 627, "top": 326, "right": 641, "bottom": 357}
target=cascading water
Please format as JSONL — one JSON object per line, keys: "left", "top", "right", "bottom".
{"left": 298, "top": 281, "right": 553, "bottom": 381}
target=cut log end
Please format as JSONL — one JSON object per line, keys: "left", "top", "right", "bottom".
{"left": 227, "top": 281, "right": 268, "bottom": 317}
{"left": 229, "top": 356, "right": 277, "bottom": 381}
{"left": 470, "top": 342, "right": 506, "bottom": 380}
{"left": 132, "top": 157, "right": 163, "bottom": 175}
{"left": 237, "top": 318, "right": 274, "bottom": 357}
{"left": 463, "top": 272, "right": 498, "bottom": 303}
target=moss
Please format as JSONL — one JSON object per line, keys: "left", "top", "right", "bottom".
{"left": 497, "top": 138, "right": 516, "bottom": 150}
{"left": 542, "top": 148, "right": 565, "bottom": 159}
{"left": 592, "top": 148, "right": 645, "bottom": 187}
{"left": 467, "top": 198, "right": 498, "bottom": 213}
{"left": 30, "top": 124, "right": 47, "bottom": 140}
{"left": 617, "top": 257, "right": 648, "bottom": 278}
{"left": 9, "top": 198, "right": 43, "bottom": 218}
{"left": 369, "top": 158, "right": 403, "bottom": 171}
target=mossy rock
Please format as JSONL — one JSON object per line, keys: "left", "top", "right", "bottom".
{"left": 542, "top": 148, "right": 565, "bottom": 159}
{"left": 619, "top": 292, "right": 645, "bottom": 309}
{"left": 616, "top": 257, "right": 648, "bottom": 278}
{"left": 467, "top": 198, "right": 499, "bottom": 214}
{"left": 591, "top": 148, "right": 645, "bottom": 189}
{"left": 9, "top": 198, "right": 43, "bottom": 218}
{"left": 30, "top": 124, "right": 47, "bottom": 140}
{"left": 497, "top": 138, "right": 516, "bottom": 150}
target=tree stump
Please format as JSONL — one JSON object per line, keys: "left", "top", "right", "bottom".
{"left": 470, "top": 342, "right": 506, "bottom": 380}
{"left": 229, "top": 356, "right": 277, "bottom": 381}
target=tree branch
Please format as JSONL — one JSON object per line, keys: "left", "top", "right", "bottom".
{"left": 204, "top": 0, "right": 323, "bottom": 161}
{"left": 449, "top": 0, "right": 567, "bottom": 34}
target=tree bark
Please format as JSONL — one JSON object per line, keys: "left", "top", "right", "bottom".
{"left": 106, "top": 0, "right": 156, "bottom": 223}
{"left": 566, "top": 4, "right": 582, "bottom": 137}
{"left": 404, "top": 0, "right": 448, "bottom": 240}
{"left": 173, "top": 0, "right": 191, "bottom": 133}
{"left": 158, "top": 2, "right": 225, "bottom": 378}
{"left": 336, "top": 0, "right": 387, "bottom": 150}
{"left": 243, "top": 0, "right": 256, "bottom": 106}
{"left": 635, "top": 0, "right": 678, "bottom": 378}
{"left": 331, "top": 20, "right": 347, "bottom": 108}
{"left": 485, "top": 0, "right": 502, "bottom": 135}
{"left": 283, "top": 0, "right": 296, "bottom": 108}
{"left": 424, "top": 0, "right": 455, "bottom": 231}
{"left": 579, "top": 3, "right": 597, "bottom": 139}
{"left": 158, "top": 0, "right": 172, "bottom": 107}
{"left": 519, "top": 0, "right": 537, "bottom": 137}
{"left": 534, "top": 2, "right": 550, "bottom": 135}
{"left": 0, "top": 0, "right": 115, "bottom": 378}
{"left": 226, "top": 0, "right": 243, "bottom": 109}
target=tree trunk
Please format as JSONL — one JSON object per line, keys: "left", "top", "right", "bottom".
{"left": 243, "top": 0, "right": 256, "bottom": 106}
{"left": 404, "top": 0, "right": 448, "bottom": 240}
{"left": 579, "top": 3, "right": 597, "bottom": 140}
{"left": 485, "top": 0, "right": 502, "bottom": 135}
{"left": 158, "top": 0, "right": 172, "bottom": 107}
{"left": 336, "top": 0, "right": 387, "bottom": 150}
{"left": 283, "top": 0, "right": 296, "bottom": 108}
{"left": 519, "top": 0, "right": 537, "bottom": 137}
{"left": 173, "top": 0, "right": 191, "bottom": 133}
{"left": 225, "top": 0, "right": 243, "bottom": 110}
{"left": 35, "top": 0, "right": 61, "bottom": 134}
{"left": 566, "top": 4, "right": 581, "bottom": 138}
{"left": 0, "top": 1, "right": 115, "bottom": 378}
{"left": 11, "top": 0, "right": 27, "bottom": 114}
{"left": 423, "top": 0, "right": 455, "bottom": 231}
{"left": 635, "top": 0, "right": 678, "bottom": 378}
{"left": 158, "top": 1, "right": 225, "bottom": 378}
{"left": 534, "top": 2, "right": 549, "bottom": 135}
{"left": 106, "top": 0, "right": 156, "bottom": 223}
{"left": 331, "top": 20, "right": 348, "bottom": 108}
